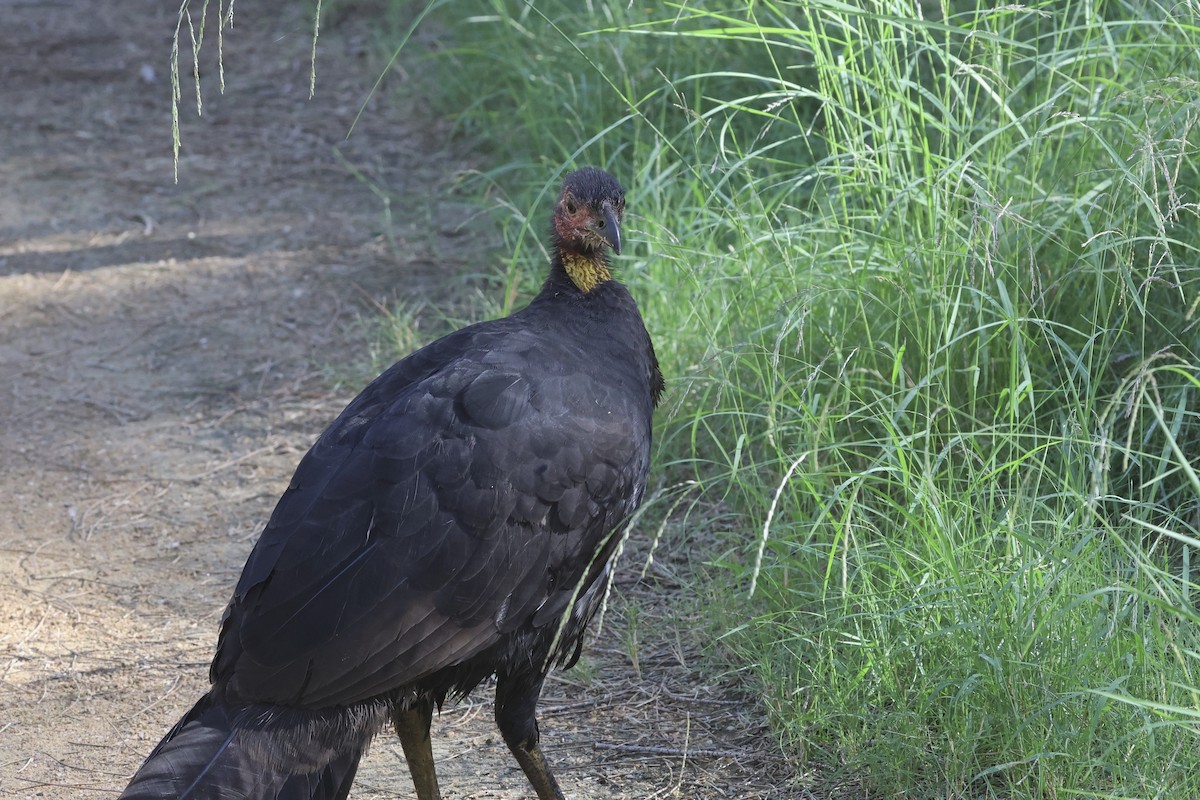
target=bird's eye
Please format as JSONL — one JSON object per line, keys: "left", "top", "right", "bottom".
{"left": 566, "top": 201, "right": 578, "bottom": 215}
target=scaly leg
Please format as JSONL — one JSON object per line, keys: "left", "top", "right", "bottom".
{"left": 495, "top": 672, "right": 566, "bottom": 800}
{"left": 393, "top": 698, "right": 441, "bottom": 800}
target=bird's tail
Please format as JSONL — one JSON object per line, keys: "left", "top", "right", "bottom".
{"left": 119, "top": 693, "right": 387, "bottom": 800}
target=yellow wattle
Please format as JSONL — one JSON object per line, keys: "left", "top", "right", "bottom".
{"left": 561, "top": 252, "right": 612, "bottom": 293}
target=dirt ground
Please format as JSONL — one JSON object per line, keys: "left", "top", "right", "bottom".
{"left": 0, "top": 1, "right": 793, "bottom": 798}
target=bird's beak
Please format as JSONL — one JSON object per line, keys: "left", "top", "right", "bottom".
{"left": 595, "top": 201, "right": 621, "bottom": 255}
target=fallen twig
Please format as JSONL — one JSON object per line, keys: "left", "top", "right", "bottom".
{"left": 593, "top": 742, "right": 747, "bottom": 759}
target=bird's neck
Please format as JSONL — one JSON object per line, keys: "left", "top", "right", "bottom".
{"left": 557, "top": 250, "right": 612, "bottom": 294}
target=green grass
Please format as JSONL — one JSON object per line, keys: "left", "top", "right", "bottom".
{"left": 373, "top": 1, "right": 1200, "bottom": 796}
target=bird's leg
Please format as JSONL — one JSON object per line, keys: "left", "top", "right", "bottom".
{"left": 495, "top": 672, "right": 566, "bottom": 800}
{"left": 393, "top": 697, "right": 441, "bottom": 800}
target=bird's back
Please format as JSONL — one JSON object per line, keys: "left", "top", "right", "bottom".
{"left": 209, "top": 274, "right": 660, "bottom": 709}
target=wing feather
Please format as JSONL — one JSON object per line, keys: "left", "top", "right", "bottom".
{"left": 211, "top": 324, "right": 648, "bottom": 708}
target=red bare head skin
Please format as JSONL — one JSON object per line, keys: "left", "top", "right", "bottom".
{"left": 551, "top": 167, "right": 625, "bottom": 258}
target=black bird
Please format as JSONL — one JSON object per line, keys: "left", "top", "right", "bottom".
{"left": 119, "top": 167, "right": 663, "bottom": 800}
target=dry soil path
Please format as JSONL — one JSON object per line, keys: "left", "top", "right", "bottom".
{"left": 0, "top": 1, "right": 786, "bottom": 798}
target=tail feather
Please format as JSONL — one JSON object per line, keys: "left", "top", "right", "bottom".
{"left": 120, "top": 694, "right": 385, "bottom": 800}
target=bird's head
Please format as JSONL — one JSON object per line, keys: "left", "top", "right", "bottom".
{"left": 551, "top": 168, "right": 626, "bottom": 290}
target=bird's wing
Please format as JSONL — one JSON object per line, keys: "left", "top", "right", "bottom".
{"left": 210, "top": 325, "right": 648, "bottom": 708}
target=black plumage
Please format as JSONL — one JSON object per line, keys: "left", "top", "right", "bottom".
{"left": 120, "top": 167, "right": 663, "bottom": 800}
